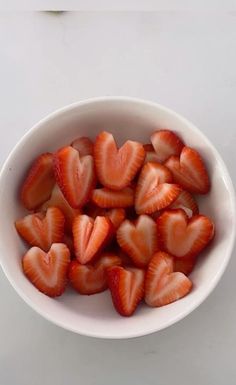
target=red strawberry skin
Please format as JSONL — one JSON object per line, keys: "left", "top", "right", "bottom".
{"left": 107, "top": 266, "right": 145, "bottom": 316}
{"left": 150, "top": 129, "right": 184, "bottom": 163}
{"left": 15, "top": 207, "right": 65, "bottom": 251}
{"left": 68, "top": 254, "right": 122, "bottom": 295}
{"left": 53, "top": 146, "right": 96, "bottom": 209}
{"left": 145, "top": 251, "right": 192, "bottom": 307}
{"left": 22, "top": 243, "right": 70, "bottom": 297}
{"left": 94, "top": 131, "right": 145, "bottom": 190}
{"left": 165, "top": 146, "right": 210, "bottom": 194}
{"left": 156, "top": 209, "right": 215, "bottom": 258}
{"left": 21, "top": 153, "right": 55, "bottom": 210}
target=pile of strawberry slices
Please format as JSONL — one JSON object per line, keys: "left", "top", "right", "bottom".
{"left": 15, "top": 129, "right": 214, "bottom": 316}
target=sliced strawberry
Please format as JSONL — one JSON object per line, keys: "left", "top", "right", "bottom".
{"left": 135, "top": 162, "right": 181, "bottom": 214}
{"left": 144, "top": 143, "right": 160, "bottom": 164}
{"left": 145, "top": 251, "right": 192, "bottom": 307}
{"left": 68, "top": 253, "right": 122, "bottom": 295}
{"left": 165, "top": 146, "right": 210, "bottom": 194}
{"left": 116, "top": 215, "right": 159, "bottom": 267}
{"left": 72, "top": 215, "right": 113, "bottom": 264}
{"left": 169, "top": 189, "right": 199, "bottom": 217}
{"left": 174, "top": 255, "right": 197, "bottom": 276}
{"left": 156, "top": 209, "right": 215, "bottom": 258}
{"left": 86, "top": 204, "right": 126, "bottom": 229}
{"left": 22, "top": 243, "right": 70, "bottom": 297}
{"left": 150, "top": 129, "right": 184, "bottom": 163}
{"left": 71, "top": 136, "right": 94, "bottom": 156}
{"left": 107, "top": 266, "right": 145, "bottom": 316}
{"left": 21, "top": 153, "right": 55, "bottom": 210}
{"left": 53, "top": 146, "right": 96, "bottom": 209}
{"left": 94, "top": 131, "right": 145, "bottom": 190}
{"left": 63, "top": 233, "right": 74, "bottom": 254}
{"left": 40, "top": 184, "right": 81, "bottom": 232}
{"left": 91, "top": 187, "right": 134, "bottom": 208}
{"left": 15, "top": 207, "right": 65, "bottom": 251}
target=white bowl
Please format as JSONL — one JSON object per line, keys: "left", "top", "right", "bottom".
{"left": 0, "top": 97, "right": 235, "bottom": 339}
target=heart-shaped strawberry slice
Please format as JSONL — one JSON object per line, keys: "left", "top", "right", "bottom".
{"left": 15, "top": 207, "right": 65, "bottom": 251}
{"left": 72, "top": 215, "right": 113, "bottom": 264}
{"left": 68, "top": 253, "right": 122, "bottom": 295}
{"left": 135, "top": 162, "right": 181, "bottom": 214}
{"left": 145, "top": 252, "right": 192, "bottom": 307}
{"left": 22, "top": 243, "right": 70, "bottom": 297}
{"left": 54, "top": 146, "right": 96, "bottom": 209}
{"left": 94, "top": 131, "right": 145, "bottom": 190}
{"left": 165, "top": 146, "right": 210, "bottom": 194}
{"left": 116, "top": 215, "right": 159, "bottom": 267}
{"left": 156, "top": 209, "right": 215, "bottom": 258}
{"left": 107, "top": 266, "right": 145, "bottom": 316}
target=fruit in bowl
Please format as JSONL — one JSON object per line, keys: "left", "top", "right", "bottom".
{"left": 0, "top": 97, "right": 234, "bottom": 338}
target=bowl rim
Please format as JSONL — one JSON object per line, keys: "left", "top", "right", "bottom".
{"left": 0, "top": 96, "right": 235, "bottom": 339}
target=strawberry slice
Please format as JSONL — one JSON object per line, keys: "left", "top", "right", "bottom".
{"left": 72, "top": 215, "right": 113, "bottom": 264}
{"left": 22, "top": 243, "right": 70, "bottom": 297}
{"left": 150, "top": 129, "right": 184, "bottom": 163}
{"left": 116, "top": 215, "right": 159, "bottom": 267}
{"left": 107, "top": 266, "right": 145, "bottom": 316}
{"left": 86, "top": 204, "right": 126, "bottom": 229}
{"left": 21, "top": 153, "right": 55, "bottom": 210}
{"left": 40, "top": 184, "right": 81, "bottom": 232}
{"left": 68, "top": 253, "right": 122, "bottom": 295}
{"left": 156, "top": 209, "right": 215, "bottom": 258}
{"left": 94, "top": 131, "right": 145, "bottom": 190}
{"left": 71, "top": 136, "right": 94, "bottom": 156}
{"left": 53, "top": 146, "right": 96, "bottom": 209}
{"left": 91, "top": 187, "right": 134, "bottom": 208}
{"left": 144, "top": 143, "right": 160, "bottom": 164}
{"left": 165, "top": 146, "right": 210, "bottom": 194}
{"left": 174, "top": 255, "right": 197, "bottom": 276}
{"left": 169, "top": 189, "right": 199, "bottom": 217}
{"left": 135, "top": 162, "right": 181, "bottom": 214}
{"left": 145, "top": 251, "right": 192, "bottom": 307}
{"left": 15, "top": 207, "right": 65, "bottom": 251}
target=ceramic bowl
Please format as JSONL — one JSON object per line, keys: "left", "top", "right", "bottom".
{"left": 0, "top": 97, "right": 235, "bottom": 338}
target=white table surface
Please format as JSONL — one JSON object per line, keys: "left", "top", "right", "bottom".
{"left": 0, "top": 11, "right": 236, "bottom": 385}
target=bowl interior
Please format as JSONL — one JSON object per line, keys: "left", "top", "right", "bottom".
{"left": 0, "top": 98, "right": 235, "bottom": 338}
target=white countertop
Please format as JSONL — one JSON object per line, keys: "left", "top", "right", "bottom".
{"left": 0, "top": 10, "right": 235, "bottom": 385}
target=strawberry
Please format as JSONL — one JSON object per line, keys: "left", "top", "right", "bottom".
{"left": 40, "top": 184, "right": 81, "bottom": 232}
{"left": 91, "top": 187, "right": 134, "bottom": 208}
{"left": 143, "top": 143, "right": 160, "bottom": 164}
{"left": 107, "top": 266, "right": 145, "bottom": 316}
{"left": 165, "top": 146, "right": 210, "bottom": 194}
{"left": 71, "top": 136, "right": 94, "bottom": 156}
{"left": 53, "top": 146, "right": 96, "bottom": 209}
{"left": 135, "top": 162, "right": 181, "bottom": 214}
{"left": 21, "top": 153, "right": 55, "bottom": 210}
{"left": 94, "top": 131, "right": 145, "bottom": 190}
{"left": 68, "top": 253, "right": 122, "bottom": 295}
{"left": 150, "top": 129, "right": 184, "bottom": 163}
{"left": 145, "top": 251, "right": 192, "bottom": 307}
{"left": 169, "top": 189, "right": 199, "bottom": 217}
{"left": 63, "top": 233, "right": 74, "bottom": 254}
{"left": 86, "top": 204, "right": 126, "bottom": 229}
{"left": 116, "top": 215, "right": 159, "bottom": 267}
{"left": 156, "top": 209, "right": 215, "bottom": 258}
{"left": 22, "top": 243, "right": 70, "bottom": 297}
{"left": 72, "top": 215, "right": 113, "bottom": 264}
{"left": 174, "top": 255, "right": 197, "bottom": 276}
{"left": 15, "top": 207, "right": 65, "bottom": 251}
